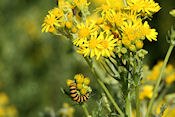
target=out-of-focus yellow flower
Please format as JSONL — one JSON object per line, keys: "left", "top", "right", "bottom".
{"left": 93, "top": 0, "right": 125, "bottom": 9}
{"left": 0, "top": 107, "right": 5, "bottom": 117}
{"left": 166, "top": 107, "right": 175, "bottom": 117}
{"left": 0, "top": 92, "right": 9, "bottom": 105}
{"left": 107, "top": 10, "right": 125, "bottom": 27}
{"left": 7, "top": 106, "right": 18, "bottom": 117}
{"left": 74, "top": 0, "right": 90, "bottom": 7}
{"left": 139, "top": 85, "right": 153, "bottom": 100}
{"left": 165, "top": 73, "right": 175, "bottom": 84}
{"left": 127, "top": 0, "right": 160, "bottom": 16}
{"left": 146, "top": 61, "right": 163, "bottom": 81}
{"left": 59, "top": 103, "right": 74, "bottom": 117}
{"left": 165, "top": 64, "right": 174, "bottom": 75}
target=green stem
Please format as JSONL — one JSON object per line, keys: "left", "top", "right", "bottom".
{"left": 145, "top": 45, "right": 174, "bottom": 117}
{"left": 84, "top": 57, "right": 124, "bottom": 116}
{"left": 135, "top": 84, "right": 140, "bottom": 117}
{"left": 126, "top": 93, "right": 132, "bottom": 117}
{"left": 82, "top": 103, "right": 89, "bottom": 117}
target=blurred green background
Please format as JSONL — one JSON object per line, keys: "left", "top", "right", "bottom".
{"left": 0, "top": 0, "right": 174, "bottom": 117}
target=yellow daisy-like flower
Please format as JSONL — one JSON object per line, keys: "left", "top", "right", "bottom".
{"left": 73, "top": 21, "right": 97, "bottom": 46}
{"left": 121, "top": 21, "right": 138, "bottom": 41}
{"left": 98, "top": 30, "right": 117, "bottom": 58}
{"left": 0, "top": 92, "right": 9, "bottom": 105}
{"left": 142, "top": 21, "right": 158, "bottom": 41}
{"left": 77, "top": 31, "right": 101, "bottom": 58}
{"left": 139, "top": 85, "right": 153, "bottom": 100}
{"left": 41, "top": 14, "right": 60, "bottom": 32}
{"left": 107, "top": 10, "right": 125, "bottom": 27}
{"left": 48, "top": 8, "right": 64, "bottom": 18}
{"left": 127, "top": 0, "right": 160, "bottom": 16}
{"left": 78, "top": 31, "right": 117, "bottom": 60}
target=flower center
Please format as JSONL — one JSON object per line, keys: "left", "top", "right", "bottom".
{"left": 100, "top": 40, "right": 108, "bottom": 49}
{"left": 45, "top": 16, "right": 57, "bottom": 25}
{"left": 78, "top": 27, "right": 90, "bottom": 38}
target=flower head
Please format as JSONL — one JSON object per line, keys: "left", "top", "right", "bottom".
{"left": 73, "top": 21, "right": 98, "bottom": 46}
{"left": 41, "top": 14, "right": 60, "bottom": 32}
{"left": 78, "top": 31, "right": 118, "bottom": 60}
{"left": 142, "top": 21, "right": 158, "bottom": 41}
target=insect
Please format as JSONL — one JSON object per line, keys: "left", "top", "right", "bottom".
{"left": 69, "top": 82, "right": 90, "bottom": 103}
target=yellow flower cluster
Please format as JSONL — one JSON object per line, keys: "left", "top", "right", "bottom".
{"left": 146, "top": 61, "right": 175, "bottom": 84}
{"left": 59, "top": 103, "right": 74, "bottom": 117}
{"left": 0, "top": 84, "right": 18, "bottom": 117}
{"left": 42, "top": 0, "right": 160, "bottom": 60}
{"left": 67, "top": 74, "right": 91, "bottom": 95}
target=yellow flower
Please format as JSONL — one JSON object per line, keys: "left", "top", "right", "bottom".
{"left": 7, "top": 106, "right": 18, "bottom": 117}
{"left": 80, "top": 88, "right": 87, "bottom": 95}
{"left": 165, "top": 73, "right": 175, "bottom": 84}
{"left": 95, "top": 4, "right": 113, "bottom": 20}
{"left": 65, "top": 21, "right": 73, "bottom": 29}
{"left": 73, "top": 21, "right": 97, "bottom": 46}
{"left": 142, "top": 21, "right": 158, "bottom": 42}
{"left": 71, "top": 27, "right": 77, "bottom": 33}
{"left": 77, "top": 83, "right": 83, "bottom": 89}
{"left": 165, "top": 64, "right": 173, "bottom": 75}
{"left": 122, "top": 37, "right": 131, "bottom": 46}
{"left": 0, "top": 107, "right": 5, "bottom": 117}
{"left": 121, "top": 21, "right": 138, "bottom": 41}
{"left": 58, "top": 0, "right": 73, "bottom": 10}
{"left": 74, "top": 74, "right": 84, "bottom": 83}
{"left": 77, "top": 31, "right": 101, "bottom": 58}
{"left": 78, "top": 31, "right": 118, "bottom": 60}
{"left": 48, "top": 8, "right": 64, "bottom": 18}
{"left": 93, "top": 0, "right": 125, "bottom": 9}
{"left": 74, "top": 0, "right": 90, "bottom": 7}
{"left": 139, "top": 85, "right": 153, "bottom": 100}
{"left": 60, "top": 103, "right": 74, "bottom": 117}
{"left": 135, "top": 40, "right": 143, "bottom": 49}
{"left": 67, "top": 80, "right": 74, "bottom": 86}
{"left": 127, "top": 0, "right": 160, "bottom": 16}
{"left": 0, "top": 92, "right": 9, "bottom": 105}
{"left": 146, "top": 61, "right": 163, "bottom": 81}
{"left": 41, "top": 14, "right": 60, "bottom": 32}
{"left": 98, "top": 30, "right": 117, "bottom": 58}
{"left": 84, "top": 77, "right": 90, "bottom": 85}
{"left": 107, "top": 10, "right": 125, "bottom": 27}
